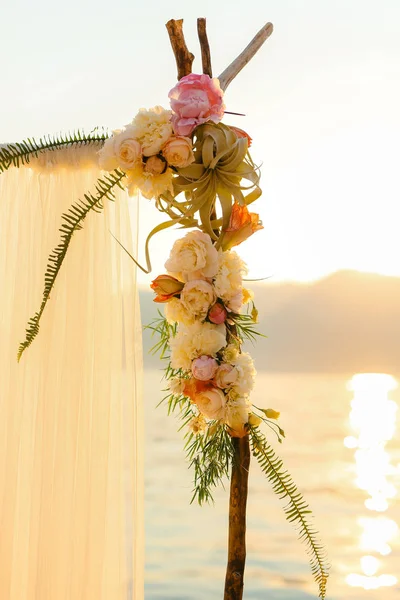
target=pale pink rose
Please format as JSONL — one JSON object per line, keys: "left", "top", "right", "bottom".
{"left": 194, "top": 388, "right": 226, "bottom": 421}
{"left": 214, "top": 363, "right": 238, "bottom": 389}
{"left": 192, "top": 355, "right": 218, "bottom": 381}
{"left": 208, "top": 302, "right": 227, "bottom": 324}
{"left": 169, "top": 74, "right": 225, "bottom": 136}
{"left": 162, "top": 136, "right": 195, "bottom": 167}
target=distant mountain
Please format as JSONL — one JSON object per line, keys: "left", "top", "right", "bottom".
{"left": 139, "top": 271, "right": 400, "bottom": 374}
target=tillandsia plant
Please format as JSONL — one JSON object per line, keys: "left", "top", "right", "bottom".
{"left": 2, "top": 16, "right": 329, "bottom": 599}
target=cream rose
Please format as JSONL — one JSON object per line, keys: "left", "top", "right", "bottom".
{"left": 180, "top": 280, "right": 216, "bottom": 320}
{"left": 214, "top": 363, "right": 238, "bottom": 389}
{"left": 194, "top": 388, "right": 226, "bottom": 421}
{"left": 214, "top": 250, "right": 248, "bottom": 307}
{"left": 130, "top": 106, "right": 173, "bottom": 156}
{"left": 169, "top": 321, "right": 227, "bottom": 370}
{"left": 98, "top": 127, "right": 142, "bottom": 171}
{"left": 165, "top": 230, "right": 219, "bottom": 281}
{"left": 226, "top": 290, "right": 243, "bottom": 313}
{"left": 222, "top": 344, "right": 239, "bottom": 364}
{"left": 168, "top": 377, "right": 186, "bottom": 395}
{"left": 225, "top": 397, "right": 251, "bottom": 438}
{"left": 164, "top": 297, "right": 194, "bottom": 325}
{"left": 189, "top": 414, "right": 207, "bottom": 434}
{"left": 231, "top": 352, "right": 256, "bottom": 396}
{"left": 162, "top": 136, "right": 195, "bottom": 167}
{"left": 125, "top": 162, "right": 174, "bottom": 199}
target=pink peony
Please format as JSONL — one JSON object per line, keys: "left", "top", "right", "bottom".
{"left": 168, "top": 74, "right": 225, "bottom": 137}
{"left": 192, "top": 355, "right": 219, "bottom": 381}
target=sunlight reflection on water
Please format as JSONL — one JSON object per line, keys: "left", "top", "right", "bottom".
{"left": 345, "top": 373, "right": 399, "bottom": 591}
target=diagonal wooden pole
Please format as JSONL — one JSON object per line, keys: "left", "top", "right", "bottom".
{"left": 224, "top": 436, "right": 251, "bottom": 599}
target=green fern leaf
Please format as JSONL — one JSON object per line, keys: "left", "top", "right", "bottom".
{"left": 250, "top": 427, "right": 329, "bottom": 599}
{"left": 17, "top": 169, "right": 126, "bottom": 361}
{"left": 0, "top": 130, "right": 108, "bottom": 173}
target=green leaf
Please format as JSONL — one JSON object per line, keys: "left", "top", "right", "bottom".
{"left": 0, "top": 129, "right": 108, "bottom": 174}
{"left": 250, "top": 427, "right": 329, "bottom": 599}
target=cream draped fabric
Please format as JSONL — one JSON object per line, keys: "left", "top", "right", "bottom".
{"left": 0, "top": 155, "right": 144, "bottom": 599}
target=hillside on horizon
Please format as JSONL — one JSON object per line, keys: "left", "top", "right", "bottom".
{"left": 140, "top": 270, "right": 400, "bottom": 375}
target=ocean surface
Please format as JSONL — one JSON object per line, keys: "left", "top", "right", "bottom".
{"left": 144, "top": 369, "right": 400, "bottom": 599}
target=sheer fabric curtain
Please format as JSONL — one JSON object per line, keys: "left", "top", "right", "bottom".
{"left": 0, "top": 157, "right": 144, "bottom": 599}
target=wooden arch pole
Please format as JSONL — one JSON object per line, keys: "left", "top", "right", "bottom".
{"left": 165, "top": 17, "right": 273, "bottom": 600}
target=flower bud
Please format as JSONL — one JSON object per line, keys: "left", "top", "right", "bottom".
{"left": 208, "top": 302, "right": 228, "bottom": 324}
{"left": 248, "top": 413, "right": 262, "bottom": 427}
{"left": 262, "top": 408, "right": 280, "bottom": 420}
{"left": 144, "top": 155, "right": 167, "bottom": 175}
{"left": 150, "top": 274, "right": 184, "bottom": 303}
{"left": 221, "top": 202, "right": 263, "bottom": 251}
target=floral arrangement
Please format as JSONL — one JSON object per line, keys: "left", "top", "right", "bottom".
{"left": 0, "top": 21, "right": 329, "bottom": 599}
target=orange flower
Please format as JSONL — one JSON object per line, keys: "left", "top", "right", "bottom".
{"left": 150, "top": 274, "right": 184, "bottom": 303}
{"left": 229, "top": 126, "right": 252, "bottom": 148}
{"left": 221, "top": 202, "right": 263, "bottom": 251}
{"left": 183, "top": 378, "right": 215, "bottom": 402}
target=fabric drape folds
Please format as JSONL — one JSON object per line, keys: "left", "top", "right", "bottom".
{"left": 0, "top": 163, "right": 144, "bottom": 599}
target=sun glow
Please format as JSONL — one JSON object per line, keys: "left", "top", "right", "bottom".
{"left": 345, "top": 373, "right": 399, "bottom": 590}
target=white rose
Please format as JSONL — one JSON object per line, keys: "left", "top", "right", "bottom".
{"left": 231, "top": 352, "right": 256, "bottom": 396}
{"left": 165, "top": 230, "right": 219, "bottom": 281}
{"left": 169, "top": 321, "right": 227, "bottom": 370}
{"left": 195, "top": 388, "right": 226, "bottom": 421}
{"left": 162, "top": 136, "right": 195, "bottom": 167}
{"left": 180, "top": 280, "right": 216, "bottom": 320}
{"left": 214, "top": 250, "right": 248, "bottom": 306}
{"left": 225, "top": 396, "right": 251, "bottom": 438}
{"left": 130, "top": 106, "right": 173, "bottom": 156}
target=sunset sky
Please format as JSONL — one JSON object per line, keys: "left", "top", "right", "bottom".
{"left": 2, "top": 0, "right": 400, "bottom": 283}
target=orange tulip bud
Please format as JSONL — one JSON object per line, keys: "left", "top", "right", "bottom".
{"left": 150, "top": 274, "right": 184, "bottom": 303}
{"left": 221, "top": 202, "right": 263, "bottom": 251}
{"left": 230, "top": 126, "right": 253, "bottom": 148}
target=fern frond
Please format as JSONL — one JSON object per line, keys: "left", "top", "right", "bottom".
{"left": 17, "top": 169, "right": 125, "bottom": 361}
{"left": 0, "top": 129, "right": 108, "bottom": 173}
{"left": 250, "top": 427, "right": 329, "bottom": 599}
{"left": 187, "top": 425, "right": 234, "bottom": 505}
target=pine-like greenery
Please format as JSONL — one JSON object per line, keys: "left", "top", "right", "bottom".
{"left": 250, "top": 426, "right": 329, "bottom": 599}
{"left": 17, "top": 169, "right": 126, "bottom": 361}
{"left": 0, "top": 130, "right": 108, "bottom": 173}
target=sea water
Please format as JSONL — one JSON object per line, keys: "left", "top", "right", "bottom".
{"left": 144, "top": 370, "right": 400, "bottom": 599}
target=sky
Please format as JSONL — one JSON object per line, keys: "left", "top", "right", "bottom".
{"left": 2, "top": 0, "right": 400, "bottom": 284}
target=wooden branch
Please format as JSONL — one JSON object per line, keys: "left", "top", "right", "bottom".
{"left": 197, "top": 18, "right": 212, "bottom": 77}
{"left": 165, "top": 19, "right": 195, "bottom": 80}
{"left": 218, "top": 22, "right": 273, "bottom": 91}
{"left": 224, "top": 436, "right": 251, "bottom": 600}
